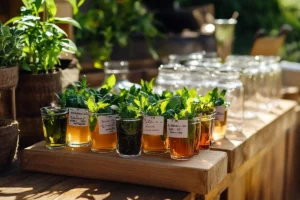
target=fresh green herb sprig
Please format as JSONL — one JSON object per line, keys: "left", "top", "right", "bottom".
{"left": 57, "top": 75, "right": 90, "bottom": 109}
{"left": 87, "top": 95, "right": 110, "bottom": 132}
{"left": 159, "top": 88, "right": 199, "bottom": 120}
{"left": 117, "top": 84, "right": 142, "bottom": 119}
{"left": 209, "top": 88, "right": 227, "bottom": 107}
{"left": 196, "top": 88, "right": 227, "bottom": 115}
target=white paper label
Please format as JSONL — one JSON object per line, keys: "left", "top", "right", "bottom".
{"left": 167, "top": 119, "right": 188, "bottom": 138}
{"left": 98, "top": 115, "right": 117, "bottom": 134}
{"left": 143, "top": 116, "right": 164, "bottom": 135}
{"left": 215, "top": 106, "right": 225, "bottom": 122}
{"left": 69, "top": 108, "right": 88, "bottom": 126}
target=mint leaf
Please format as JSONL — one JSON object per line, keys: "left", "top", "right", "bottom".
{"left": 87, "top": 96, "right": 98, "bottom": 113}
{"left": 101, "top": 74, "right": 116, "bottom": 92}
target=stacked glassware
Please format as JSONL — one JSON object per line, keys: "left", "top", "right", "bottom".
{"left": 155, "top": 53, "right": 282, "bottom": 139}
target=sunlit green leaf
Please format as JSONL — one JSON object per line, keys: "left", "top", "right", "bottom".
{"left": 54, "top": 17, "right": 81, "bottom": 29}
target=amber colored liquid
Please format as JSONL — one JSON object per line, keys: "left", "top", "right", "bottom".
{"left": 66, "top": 121, "right": 90, "bottom": 147}
{"left": 169, "top": 137, "right": 194, "bottom": 160}
{"left": 143, "top": 134, "right": 169, "bottom": 154}
{"left": 213, "top": 110, "right": 228, "bottom": 141}
{"left": 200, "top": 120, "right": 213, "bottom": 150}
{"left": 143, "top": 123, "right": 169, "bottom": 154}
{"left": 91, "top": 122, "right": 117, "bottom": 153}
{"left": 194, "top": 122, "right": 202, "bottom": 154}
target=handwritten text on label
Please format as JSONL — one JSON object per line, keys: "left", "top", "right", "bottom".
{"left": 69, "top": 108, "right": 88, "bottom": 126}
{"left": 143, "top": 116, "right": 164, "bottom": 135}
{"left": 98, "top": 115, "right": 117, "bottom": 134}
{"left": 167, "top": 119, "right": 188, "bottom": 138}
{"left": 215, "top": 106, "right": 225, "bottom": 122}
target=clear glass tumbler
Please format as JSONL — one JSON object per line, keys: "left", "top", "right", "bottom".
{"left": 40, "top": 107, "right": 68, "bottom": 149}
{"left": 116, "top": 118, "right": 142, "bottom": 158}
{"left": 89, "top": 112, "right": 117, "bottom": 153}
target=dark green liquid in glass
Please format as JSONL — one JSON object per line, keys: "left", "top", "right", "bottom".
{"left": 42, "top": 113, "right": 67, "bottom": 149}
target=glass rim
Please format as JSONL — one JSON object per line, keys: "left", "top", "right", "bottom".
{"left": 88, "top": 112, "right": 117, "bottom": 116}
{"left": 40, "top": 106, "right": 68, "bottom": 115}
{"left": 117, "top": 118, "right": 142, "bottom": 122}
{"left": 167, "top": 117, "right": 201, "bottom": 122}
{"left": 159, "top": 63, "right": 184, "bottom": 71}
{"left": 214, "top": 18, "right": 237, "bottom": 25}
{"left": 104, "top": 61, "right": 129, "bottom": 67}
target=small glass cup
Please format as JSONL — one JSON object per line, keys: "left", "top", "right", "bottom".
{"left": 200, "top": 113, "right": 215, "bottom": 150}
{"left": 66, "top": 108, "right": 90, "bottom": 147}
{"left": 194, "top": 117, "right": 202, "bottom": 155}
{"left": 168, "top": 118, "right": 199, "bottom": 160}
{"left": 89, "top": 112, "right": 117, "bottom": 153}
{"left": 213, "top": 107, "right": 228, "bottom": 141}
{"left": 142, "top": 118, "right": 169, "bottom": 154}
{"left": 214, "top": 19, "right": 237, "bottom": 63}
{"left": 116, "top": 118, "right": 142, "bottom": 158}
{"left": 40, "top": 107, "right": 68, "bottom": 149}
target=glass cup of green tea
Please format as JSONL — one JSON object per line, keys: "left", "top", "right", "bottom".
{"left": 40, "top": 107, "right": 68, "bottom": 149}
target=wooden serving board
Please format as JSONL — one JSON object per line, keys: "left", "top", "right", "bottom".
{"left": 21, "top": 142, "right": 228, "bottom": 195}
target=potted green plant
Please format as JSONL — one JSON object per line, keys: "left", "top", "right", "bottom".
{"left": 201, "top": 88, "right": 228, "bottom": 141}
{"left": 116, "top": 85, "right": 143, "bottom": 158}
{"left": 0, "top": 23, "right": 22, "bottom": 171}
{"left": 139, "top": 79, "right": 169, "bottom": 154}
{"left": 197, "top": 91, "right": 217, "bottom": 150}
{"left": 6, "top": 0, "right": 81, "bottom": 147}
{"left": 163, "top": 88, "right": 200, "bottom": 160}
{"left": 75, "top": 0, "right": 161, "bottom": 68}
{"left": 57, "top": 76, "right": 92, "bottom": 147}
{"left": 0, "top": 23, "right": 22, "bottom": 90}
{"left": 85, "top": 74, "right": 121, "bottom": 153}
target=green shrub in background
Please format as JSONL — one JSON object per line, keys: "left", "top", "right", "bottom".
{"left": 177, "top": 0, "right": 300, "bottom": 62}
{"left": 74, "top": 0, "right": 161, "bottom": 68}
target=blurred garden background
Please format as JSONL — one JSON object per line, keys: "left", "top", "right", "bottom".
{"left": 176, "top": 0, "right": 300, "bottom": 62}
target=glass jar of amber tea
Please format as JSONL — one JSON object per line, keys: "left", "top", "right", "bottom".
{"left": 89, "top": 113, "right": 117, "bottom": 153}
{"left": 66, "top": 108, "right": 90, "bottom": 147}
{"left": 168, "top": 118, "right": 200, "bottom": 160}
{"left": 142, "top": 116, "right": 168, "bottom": 154}
{"left": 40, "top": 107, "right": 68, "bottom": 149}
{"left": 213, "top": 106, "right": 228, "bottom": 141}
{"left": 200, "top": 113, "right": 215, "bottom": 150}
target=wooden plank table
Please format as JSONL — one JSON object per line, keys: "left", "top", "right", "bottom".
{"left": 206, "top": 99, "right": 298, "bottom": 200}
{"left": 0, "top": 161, "right": 193, "bottom": 200}
{"left": 0, "top": 99, "right": 298, "bottom": 200}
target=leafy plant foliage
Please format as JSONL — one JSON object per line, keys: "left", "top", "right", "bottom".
{"left": 74, "top": 0, "right": 161, "bottom": 68}
{"left": 6, "top": 0, "right": 81, "bottom": 74}
{"left": 0, "top": 23, "right": 23, "bottom": 67}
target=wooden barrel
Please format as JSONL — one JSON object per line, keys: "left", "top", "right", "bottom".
{"left": 0, "top": 119, "right": 18, "bottom": 171}
{"left": 16, "top": 71, "right": 62, "bottom": 148}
